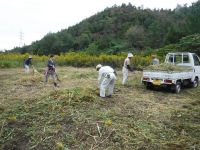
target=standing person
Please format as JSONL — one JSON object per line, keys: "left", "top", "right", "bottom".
{"left": 45, "top": 55, "right": 58, "bottom": 87}
{"left": 151, "top": 55, "right": 159, "bottom": 65}
{"left": 24, "top": 55, "right": 32, "bottom": 73}
{"left": 122, "top": 53, "right": 133, "bottom": 85}
{"left": 96, "top": 64, "right": 117, "bottom": 98}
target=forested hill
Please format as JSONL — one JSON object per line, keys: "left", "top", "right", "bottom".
{"left": 11, "top": 1, "right": 200, "bottom": 55}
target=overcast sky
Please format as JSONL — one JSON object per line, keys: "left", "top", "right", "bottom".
{"left": 0, "top": 0, "right": 198, "bottom": 51}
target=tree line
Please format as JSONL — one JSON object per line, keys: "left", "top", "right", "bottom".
{"left": 10, "top": 1, "right": 200, "bottom": 55}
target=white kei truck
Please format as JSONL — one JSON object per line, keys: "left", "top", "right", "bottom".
{"left": 142, "top": 52, "right": 200, "bottom": 93}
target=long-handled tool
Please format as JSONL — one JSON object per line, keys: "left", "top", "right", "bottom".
{"left": 32, "top": 65, "right": 40, "bottom": 75}
{"left": 55, "top": 72, "right": 61, "bottom": 82}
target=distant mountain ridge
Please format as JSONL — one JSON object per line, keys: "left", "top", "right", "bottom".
{"left": 11, "top": 1, "right": 200, "bottom": 55}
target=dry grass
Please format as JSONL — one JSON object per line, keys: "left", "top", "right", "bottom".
{"left": 0, "top": 67, "right": 200, "bottom": 150}
{"left": 145, "top": 63, "right": 193, "bottom": 72}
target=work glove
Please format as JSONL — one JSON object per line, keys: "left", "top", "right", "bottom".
{"left": 106, "top": 74, "right": 110, "bottom": 78}
{"left": 114, "top": 70, "right": 117, "bottom": 76}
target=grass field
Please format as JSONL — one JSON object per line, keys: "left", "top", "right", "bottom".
{"left": 0, "top": 67, "right": 200, "bottom": 150}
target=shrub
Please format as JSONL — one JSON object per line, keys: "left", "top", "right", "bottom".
{"left": 0, "top": 52, "right": 152, "bottom": 69}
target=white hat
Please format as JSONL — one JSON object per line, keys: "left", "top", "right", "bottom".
{"left": 127, "top": 53, "right": 133, "bottom": 58}
{"left": 96, "top": 64, "right": 102, "bottom": 70}
{"left": 29, "top": 55, "right": 32, "bottom": 58}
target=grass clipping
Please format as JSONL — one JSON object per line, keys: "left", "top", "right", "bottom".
{"left": 18, "top": 69, "right": 44, "bottom": 85}
{"left": 145, "top": 63, "right": 193, "bottom": 72}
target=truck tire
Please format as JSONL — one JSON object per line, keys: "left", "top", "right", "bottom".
{"left": 192, "top": 78, "right": 199, "bottom": 88}
{"left": 146, "top": 83, "right": 153, "bottom": 90}
{"left": 172, "top": 82, "right": 181, "bottom": 94}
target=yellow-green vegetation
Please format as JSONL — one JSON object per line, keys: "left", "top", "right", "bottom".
{"left": 0, "top": 53, "right": 47, "bottom": 68}
{"left": 0, "top": 67, "right": 200, "bottom": 149}
{"left": 0, "top": 53, "right": 152, "bottom": 69}
{"left": 56, "top": 142, "right": 65, "bottom": 150}
{"left": 145, "top": 63, "right": 193, "bottom": 72}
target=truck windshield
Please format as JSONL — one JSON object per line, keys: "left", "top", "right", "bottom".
{"left": 193, "top": 54, "right": 200, "bottom": 66}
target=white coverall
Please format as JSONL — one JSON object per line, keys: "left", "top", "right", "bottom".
{"left": 98, "top": 66, "right": 116, "bottom": 97}
{"left": 122, "top": 57, "right": 130, "bottom": 85}
{"left": 24, "top": 65, "right": 30, "bottom": 73}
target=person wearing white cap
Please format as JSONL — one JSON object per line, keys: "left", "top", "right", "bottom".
{"left": 96, "top": 64, "right": 117, "bottom": 98}
{"left": 24, "top": 55, "right": 32, "bottom": 73}
{"left": 122, "top": 53, "right": 133, "bottom": 85}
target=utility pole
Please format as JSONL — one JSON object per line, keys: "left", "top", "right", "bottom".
{"left": 19, "top": 30, "right": 24, "bottom": 47}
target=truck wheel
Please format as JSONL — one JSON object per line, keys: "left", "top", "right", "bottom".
{"left": 146, "top": 83, "right": 153, "bottom": 90}
{"left": 172, "top": 82, "right": 181, "bottom": 94}
{"left": 192, "top": 78, "right": 199, "bottom": 88}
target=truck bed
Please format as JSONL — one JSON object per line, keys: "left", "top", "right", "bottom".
{"left": 143, "top": 70, "right": 194, "bottom": 80}
{"left": 142, "top": 70, "right": 194, "bottom": 86}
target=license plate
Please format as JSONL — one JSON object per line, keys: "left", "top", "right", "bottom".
{"left": 153, "top": 79, "right": 161, "bottom": 85}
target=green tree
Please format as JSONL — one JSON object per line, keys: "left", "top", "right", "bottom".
{"left": 126, "top": 25, "right": 146, "bottom": 49}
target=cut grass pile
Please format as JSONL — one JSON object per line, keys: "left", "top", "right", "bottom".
{"left": 0, "top": 67, "right": 200, "bottom": 149}
{"left": 145, "top": 63, "right": 193, "bottom": 72}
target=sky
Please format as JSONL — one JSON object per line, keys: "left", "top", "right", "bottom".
{"left": 0, "top": 0, "right": 198, "bottom": 51}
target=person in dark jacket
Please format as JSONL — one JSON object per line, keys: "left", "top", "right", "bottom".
{"left": 45, "top": 55, "right": 58, "bottom": 87}
{"left": 24, "top": 55, "right": 32, "bottom": 73}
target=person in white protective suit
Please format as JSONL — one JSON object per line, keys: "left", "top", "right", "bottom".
{"left": 122, "top": 53, "right": 133, "bottom": 85}
{"left": 96, "top": 64, "right": 117, "bottom": 98}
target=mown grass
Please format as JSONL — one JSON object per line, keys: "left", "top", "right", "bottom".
{"left": 0, "top": 67, "right": 200, "bottom": 150}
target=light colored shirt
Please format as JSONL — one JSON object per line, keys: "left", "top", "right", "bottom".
{"left": 152, "top": 58, "right": 159, "bottom": 65}
{"left": 123, "top": 57, "right": 130, "bottom": 68}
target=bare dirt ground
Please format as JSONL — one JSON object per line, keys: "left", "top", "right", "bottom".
{"left": 0, "top": 67, "right": 200, "bottom": 150}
